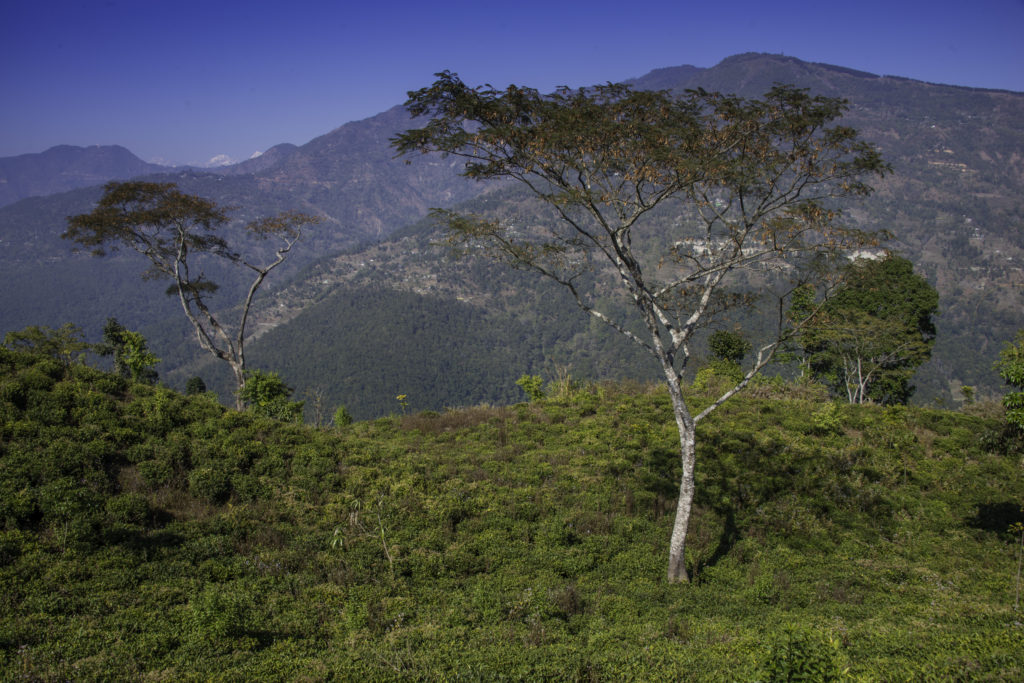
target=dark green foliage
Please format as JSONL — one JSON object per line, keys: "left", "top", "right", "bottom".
{"left": 759, "top": 627, "right": 846, "bottom": 681}
{"left": 247, "top": 283, "right": 653, "bottom": 420}
{"left": 332, "top": 405, "right": 353, "bottom": 427}
{"left": 2, "top": 323, "right": 92, "bottom": 375}
{"left": 516, "top": 374, "right": 545, "bottom": 401}
{"left": 187, "top": 583, "right": 254, "bottom": 642}
{"left": 1, "top": 347, "right": 1022, "bottom": 678}
{"left": 105, "top": 492, "right": 151, "bottom": 526}
{"left": 801, "top": 255, "right": 939, "bottom": 404}
{"left": 693, "top": 360, "right": 745, "bottom": 395}
{"left": 995, "top": 331, "right": 1024, "bottom": 432}
{"left": 185, "top": 376, "right": 207, "bottom": 395}
{"left": 188, "top": 466, "right": 232, "bottom": 503}
{"left": 709, "top": 330, "right": 752, "bottom": 364}
{"left": 237, "top": 369, "right": 303, "bottom": 422}
{"left": 99, "top": 318, "right": 159, "bottom": 384}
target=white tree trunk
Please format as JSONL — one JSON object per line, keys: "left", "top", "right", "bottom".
{"left": 664, "top": 367, "right": 697, "bottom": 583}
{"left": 231, "top": 362, "right": 246, "bottom": 410}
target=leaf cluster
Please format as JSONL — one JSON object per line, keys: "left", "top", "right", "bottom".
{"left": 995, "top": 331, "right": 1024, "bottom": 431}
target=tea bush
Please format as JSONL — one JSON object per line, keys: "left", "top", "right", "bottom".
{"left": 0, "top": 347, "right": 1021, "bottom": 679}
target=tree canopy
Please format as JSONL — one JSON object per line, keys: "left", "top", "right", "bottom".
{"left": 800, "top": 254, "right": 938, "bottom": 405}
{"left": 708, "top": 330, "right": 752, "bottom": 365}
{"left": 64, "top": 181, "right": 319, "bottom": 407}
{"left": 394, "top": 74, "right": 889, "bottom": 581}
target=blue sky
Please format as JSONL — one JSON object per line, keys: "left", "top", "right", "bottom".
{"left": 2, "top": 0, "right": 1022, "bottom": 166}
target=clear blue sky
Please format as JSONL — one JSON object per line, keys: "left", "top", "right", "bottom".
{"left": 2, "top": 0, "right": 1022, "bottom": 167}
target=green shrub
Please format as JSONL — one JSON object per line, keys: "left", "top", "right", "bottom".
{"left": 188, "top": 466, "right": 232, "bottom": 503}
{"left": 996, "top": 331, "right": 1024, "bottom": 432}
{"left": 0, "top": 529, "right": 34, "bottom": 565}
{"left": 137, "top": 458, "right": 174, "bottom": 489}
{"left": 185, "top": 376, "right": 207, "bottom": 395}
{"left": 333, "top": 405, "right": 353, "bottom": 427}
{"left": 709, "top": 329, "right": 752, "bottom": 363}
{"left": 105, "top": 492, "right": 150, "bottom": 526}
{"left": 516, "top": 374, "right": 546, "bottom": 401}
{"left": 2, "top": 352, "right": 1024, "bottom": 679}
{"left": 187, "top": 583, "right": 253, "bottom": 640}
{"left": 810, "top": 402, "right": 843, "bottom": 435}
{"left": 239, "top": 369, "right": 304, "bottom": 422}
{"left": 759, "top": 627, "right": 847, "bottom": 682}
{"left": 693, "top": 360, "right": 744, "bottom": 394}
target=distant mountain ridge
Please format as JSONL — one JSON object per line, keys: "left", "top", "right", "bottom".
{"left": 629, "top": 52, "right": 1020, "bottom": 94}
{"left": 0, "top": 144, "right": 170, "bottom": 207}
{"left": 1, "top": 53, "right": 1022, "bottom": 413}
{"left": 240, "top": 53, "right": 1024, "bottom": 412}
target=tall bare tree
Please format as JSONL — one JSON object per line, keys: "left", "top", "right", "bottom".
{"left": 64, "top": 181, "right": 319, "bottom": 408}
{"left": 393, "top": 74, "right": 889, "bottom": 582}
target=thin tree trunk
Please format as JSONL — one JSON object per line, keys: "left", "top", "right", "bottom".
{"left": 231, "top": 362, "right": 246, "bottom": 410}
{"left": 664, "top": 371, "right": 697, "bottom": 583}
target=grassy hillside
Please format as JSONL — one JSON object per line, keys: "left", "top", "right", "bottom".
{"left": 1, "top": 347, "right": 1023, "bottom": 680}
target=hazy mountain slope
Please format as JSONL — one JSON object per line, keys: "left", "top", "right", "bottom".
{"left": 0, "top": 108, "right": 476, "bottom": 340}
{"left": 168, "top": 200, "right": 661, "bottom": 418}
{"left": 213, "top": 142, "right": 300, "bottom": 175}
{"left": 245, "top": 106, "right": 480, "bottom": 240}
{"left": 2, "top": 53, "right": 1022, "bottom": 411}
{"left": 0, "top": 144, "right": 169, "bottom": 207}
{"left": 647, "top": 54, "right": 1024, "bottom": 401}
{"left": 239, "top": 55, "right": 1023, "bottom": 411}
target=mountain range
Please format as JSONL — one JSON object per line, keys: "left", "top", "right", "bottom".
{"left": 0, "top": 144, "right": 170, "bottom": 208}
{"left": 1, "top": 53, "right": 1021, "bottom": 417}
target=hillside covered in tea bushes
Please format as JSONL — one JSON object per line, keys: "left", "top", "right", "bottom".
{"left": 1, "top": 347, "right": 1023, "bottom": 679}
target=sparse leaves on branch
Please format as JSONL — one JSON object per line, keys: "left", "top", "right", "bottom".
{"left": 64, "top": 181, "right": 320, "bottom": 408}
{"left": 394, "top": 73, "right": 889, "bottom": 582}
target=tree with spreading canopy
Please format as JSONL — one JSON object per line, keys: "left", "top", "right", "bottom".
{"left": 797, "top": 254, "right": 938, "bottom": 404}
{"left": 393, "top": 73, "right": 889, "bottom": 582}
{"left": 63, "top": 181, "right": 319, "bottom": 408}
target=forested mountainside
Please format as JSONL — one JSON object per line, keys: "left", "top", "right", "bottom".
{"left": 1, "top": 53, "right": 1021, "bottom": 414}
